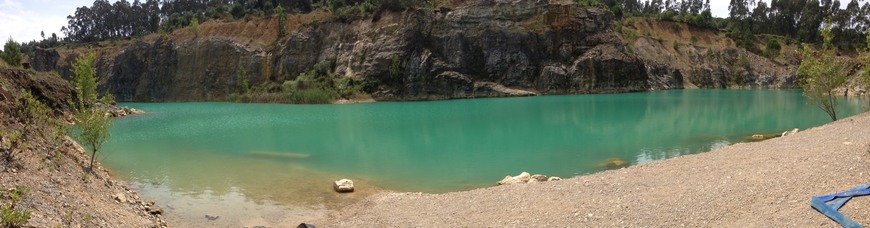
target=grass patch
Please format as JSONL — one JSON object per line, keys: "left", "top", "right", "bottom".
{"left": 287, "top": 87, "right": 335, "bottom": 104}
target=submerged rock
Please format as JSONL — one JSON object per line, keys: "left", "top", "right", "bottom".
{"left": 744, "top": 133, "right": 780, "bottom": 142}
{"left": 205, "top": 214, "right": 220, "bottom": 221}
{"left": 333, "top": 179, "right": 355, "bottom": 193}
{"left": 146, "top": 206, "right": 163, "bottom": 215}
{"left": 594, "top": 158, "right": 629, "bottom": 169}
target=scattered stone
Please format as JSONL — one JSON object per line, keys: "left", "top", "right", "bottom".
{"left": 147, "top": 206, "right": 163, "bottom": 215}
{"left": 113, "top": 193, "right": 127, "bottom": 203}
{"left": 497, "top": 172, "right": 532, "bottom": 185}
{"left": 531, "top": 174, "right": 548, "bottom": 182}
{"left": 297, "top": 223, "right": 317, "bottom": 228}
{"left": 548, "top": 177, "right": 562, "bottom": 181}
{"left": 205, "top": 214, "right": 220, "bottom": 221}
{"left": 751, "top": 134, "right": 765, "bottom": 140}
{"left": 781, "top": 128, "right": 799, "bottom": 137}
{"left": 333, "top": 179, "right": 355, "bottom": 193}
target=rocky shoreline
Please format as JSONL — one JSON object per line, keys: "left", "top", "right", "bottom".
{"left": 1, "top": 68, "right": 165, "bottom": 227}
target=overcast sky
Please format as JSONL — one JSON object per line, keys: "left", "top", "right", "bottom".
{"left": 0, "top": 0, "right": 857, "bottom": 51}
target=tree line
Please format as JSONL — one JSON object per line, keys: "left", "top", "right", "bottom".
{"left": 59, "top": 0, "right": 431, "bottom": 44}
{"left": 597, "top": 0, "right": 870, "bottom": 49}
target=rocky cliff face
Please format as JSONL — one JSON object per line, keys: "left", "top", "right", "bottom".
{"left": 32, "top": 0, "right": 798, "bottom": 102}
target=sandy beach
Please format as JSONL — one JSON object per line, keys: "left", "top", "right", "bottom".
{"left": 311, "top": 112, "right": 870, "bottom": 227}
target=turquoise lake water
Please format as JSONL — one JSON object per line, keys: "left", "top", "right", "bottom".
{"left": 99, "top": 90, "right": 866, "bottom": 224}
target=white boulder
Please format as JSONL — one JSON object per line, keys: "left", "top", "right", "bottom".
{"left": 333, "top": 179, "right": 354, "bottom": 193}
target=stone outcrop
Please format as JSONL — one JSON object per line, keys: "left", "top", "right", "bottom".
{"left": 31, "top": 0, "right": 802, "bottom": 102}
{"left": 632, "top": 37, "right": 797, "bottom": 90}
{"left": 497, "top": 172, "right": 561, "bottom": 185}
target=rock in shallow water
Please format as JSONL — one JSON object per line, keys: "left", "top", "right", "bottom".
{"left": 497, "top": 172, "right": 532, "bottom": 185}
{"left": 531, "top": 174, "right": 548, "bottom": 182}
{"left": 333, "top": 179, "right": 354, "bottom": 193}
{"left": 781, "top": 128, "right": 799, "bottom": 137}
{"left": 147, "top": 206, "right": 163, "bottom": 215}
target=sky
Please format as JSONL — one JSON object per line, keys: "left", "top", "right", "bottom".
{"left": 0, "top": 0, "right": 856, "bottom": 51}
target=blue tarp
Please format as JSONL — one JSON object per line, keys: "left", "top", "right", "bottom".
{"left": 811, "top": 183, "right": 870, "bottom": 228}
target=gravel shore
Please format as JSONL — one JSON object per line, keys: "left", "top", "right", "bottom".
{"left": 314, "top": 112, "right": 870, "bottom": 227}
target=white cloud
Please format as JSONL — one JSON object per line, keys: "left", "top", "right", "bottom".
{"left": 0, "top": 0, "right": 101, "bottom": 51}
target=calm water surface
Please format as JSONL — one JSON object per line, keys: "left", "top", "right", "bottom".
{"left": 101, "top": 90, "right": 866, "bottom": 226}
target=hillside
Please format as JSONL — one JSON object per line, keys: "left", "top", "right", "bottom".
{"left": 28, "top": 0, "right": 849, "bottom": 103}
{"left": 0, "top": 68, "right": 165, "bottom": 227}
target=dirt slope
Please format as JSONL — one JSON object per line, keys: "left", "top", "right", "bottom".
{"left": 0, "top": 68, "right": 165, "bottom": 227}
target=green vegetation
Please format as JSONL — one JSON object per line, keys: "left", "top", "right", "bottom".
{"left": 237, "top": 66, "right": 250, "bottom": 94}
{"left": 690, "top": 35, "right": 698, "bottom": 45}
{"left": 389, "top": 53, "right": 402, "bottom": 79}
{"left": 190, "top": 18, "right": 200, "bottom": 38}
{"left": 763, "top": 38, "right": 781, "bottom": 58}
{"left": 1, "top": 38, "right": 22, "bottom": 67}
{"left": 737, "top": 55, "right": 750, "bottom": 70}
{"left": 1, "top": 186, "right": 31, "bottom": 228}
{"left": 0, "top": 129, "right": 23, "bottom": 165}
{"left": 231, "top": 60, "right": 365, "bottom": 104}
{"left": 276, "top": 5, "right": 286, "bottom": 38}
{"left": 864, "top": 32, "right": 870, "bottom": 101}
{"left": 55, "top": 0, "right": 437, "bottom": 46}
{"left": 1, "top": 89, "right": 54, "bottom": 165}
{"left": 797, "top": 24, "right": 847, "bottom": 121}
{"left": 70, "top": 53, "right": 113, "bottom": 171}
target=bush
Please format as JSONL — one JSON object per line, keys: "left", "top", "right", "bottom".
{"left": 288, "top": 87, "right": 335, "bottom": 104}
{"left": 190, "top": 18, "right": 200, "bottom": 37}
{"left": 738, "top": 55, "right": 750, "bottom": 69}
{"left": 690, "top": 35, "right": 699, "bottom": 45}
{"left": 1, "top": 38, "right": 22, "bottom": 67}
{"left": 231, "top": 3, "right": 245, "bottom": 19}
{"left": 764, "top": 39, "right": 781, "bottom": 58}
{"left": 1, "top": 186, "right": 31, "bottom": 227}
{"left": 276, "top": 5, "right": 286, "bottom": 38}
{"left": 237, "top": 66, "right": 250, "bottom": 94}
{"left": 0, "top": 130, "right": 23, "bottom": 164}
{"left": 0, "top": 205, "right": 30, "bottom": 227}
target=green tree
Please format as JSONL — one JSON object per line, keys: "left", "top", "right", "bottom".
{"left": 863, "top": 30, "right": 870, "bottom": 105}
{"left": 70, "top": 53, "right": 113, "bottom": 171}
{"left": 276, "top": 5, "right": 286, "bottom": 38}
{"left": 2, "top": 38, "right": 22, "bottom": 67}
{"left": 797, "top": 24, "right": 847, "bottom": 121}
{"left": 190, "top": 18, "right": 200, "bottom": 37}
